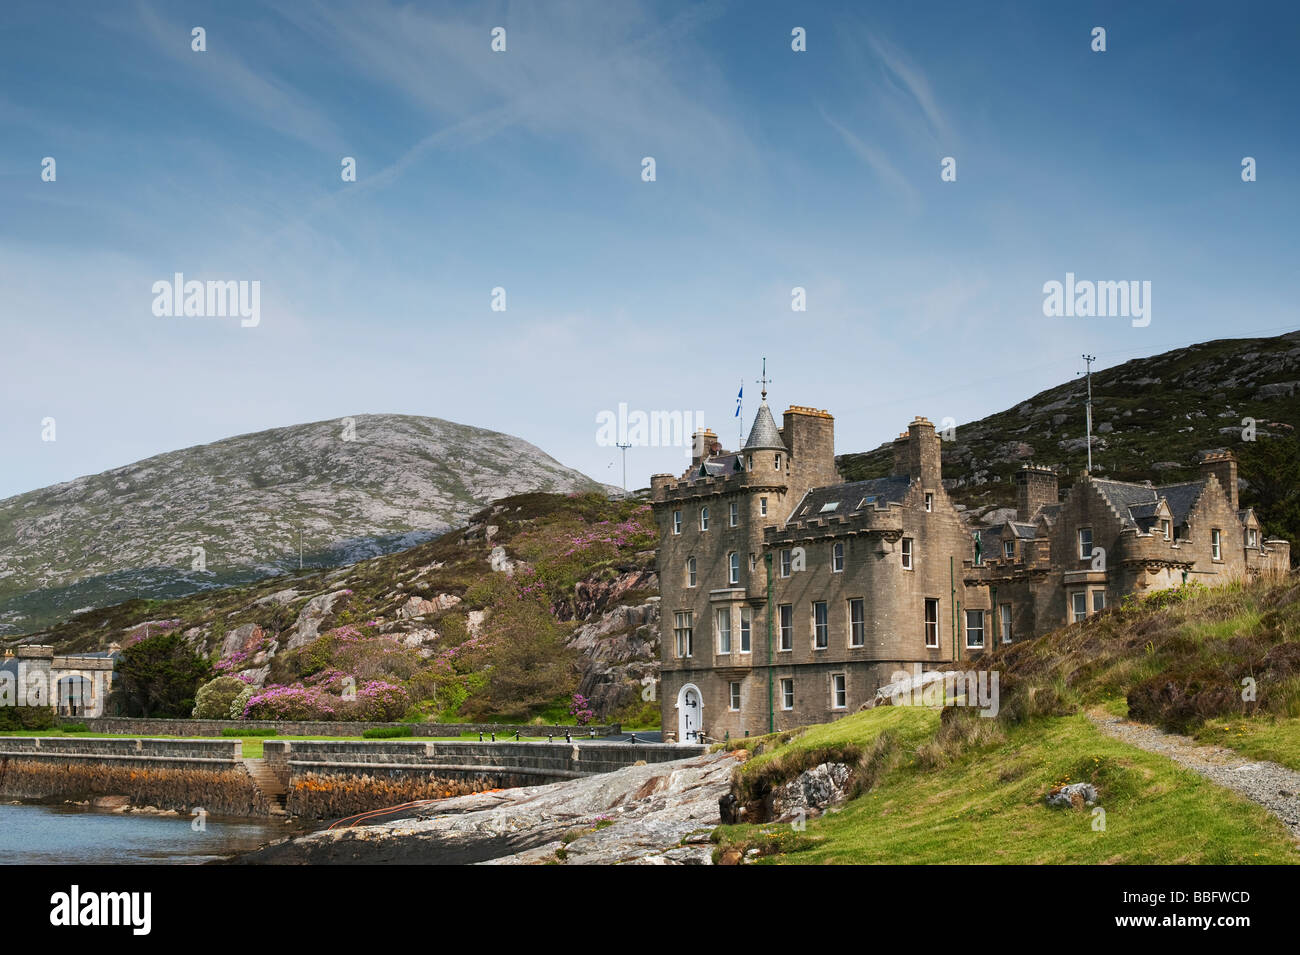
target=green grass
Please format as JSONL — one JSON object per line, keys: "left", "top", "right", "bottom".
{"left": 732, "top": 706, "right": 940, "bottom": 776}
{"left": 1194, "top": 717, "right": 1300, "bottom": 772}
{"left": 718, "top": 714, "right": 1299, "bottom": 865}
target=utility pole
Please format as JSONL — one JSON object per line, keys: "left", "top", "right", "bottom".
{"left": 1082, "top": 354, "right": 1096, "bottom": 472}
{"left": 615, "top": 441, "right": 631, "bottom": 494}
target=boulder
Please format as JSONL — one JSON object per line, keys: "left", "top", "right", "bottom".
{"left": 285, "top": 590, "right": 349, "bottom": 650}
{"left": 1045, "top": 782, "right": 1098, "bottom": 809}
{"left": 221, "top": 623, "right": 264, "bottom": 659}
{"left": 398, "top": 596, "right": 437, "bottom": 619}
{"left": 768, "top": 762, "right": 853, "bottom": 822}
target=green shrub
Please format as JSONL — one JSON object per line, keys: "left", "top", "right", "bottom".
{"left": 193, "top": 675, "right": 251, "bottom": 719}
{"left": 362, "top": 725, "right": 414, "bottom": 739}
{"left": 0, "top": 705, "right": 56, "bottom": 731}
{"left": 59, "top": 722, "right": 89, "bottom": 733}
{"left": 229, "top": 685, "right": 256, "bottom": 720}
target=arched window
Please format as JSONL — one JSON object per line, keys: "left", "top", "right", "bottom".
{"left": 700, "top": 507, "right": 710, "bottom": 531}
{"left": 686, "top": 556, "right": 697, "bottom": 587}
{"left": 728, "top": 552, "right": 740, "bottom": 585}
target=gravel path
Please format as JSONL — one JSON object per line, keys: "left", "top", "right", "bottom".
{"left": 1087, "top": 710, "right": 1300, "bottom": 841}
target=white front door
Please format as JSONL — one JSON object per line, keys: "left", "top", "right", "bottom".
{"left": 678, "top": 685, "right": 702, "bottom": 743}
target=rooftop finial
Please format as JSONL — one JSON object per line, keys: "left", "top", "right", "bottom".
{"left": 757, "top": 357, "right": 771, "bottom": 401}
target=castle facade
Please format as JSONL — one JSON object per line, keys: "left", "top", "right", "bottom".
{"left": 650, "top": 394, "right": 1290, "bottom": 743}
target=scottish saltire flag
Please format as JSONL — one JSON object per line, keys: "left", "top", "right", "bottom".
{"left": 735, "top": 383, "right": 743, "bottom": 416}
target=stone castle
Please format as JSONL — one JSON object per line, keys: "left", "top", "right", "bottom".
{"left": 650, "top": 390, "right": 1291, "bottom": 743}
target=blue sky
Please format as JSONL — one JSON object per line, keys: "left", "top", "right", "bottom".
{"left": 2, "top": 0, "right": 1297, "bottom": 499}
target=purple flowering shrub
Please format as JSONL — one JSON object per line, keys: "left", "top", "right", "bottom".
{"left": 569, "top": 693, "right": 595, "bottom": 726}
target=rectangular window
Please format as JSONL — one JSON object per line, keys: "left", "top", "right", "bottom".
{"left": 1247, "top": 528, "right": 1258, "bottom": 548}
{"left": 779, "top": 604, "right": 793, "bottom": 651}
{"left": 739, "top": 608, "right": 752, "bottom": 653}
{"left": 848, "top": 598, "right": 865, "bottom": 647}
{"left": 813, "top": 601, "right": 828, "bottom": 649}
{"left": 728, "top": 552, "right": 740, "bottom": 585}
{"left": 1003, "top": 540, "right": 1014, "bottom": 560}
{"left": 672, "top": 510, "right": 681, "bottom": 535}
{"left": 716, "top": 608, "right": 731, "bottom": 654}
{"left": 700, "top": 507, "right": 710, "bottom": 531}
{"left": 1078, "top": 527, "right": 1093, "bottom": 561}
{"left": 780, "top": 548, "right": 792, "bottom": 577}
{"left": 1071, "top": 591, "right": 1087, "bottom": 623}
{"left": 1092, "top": 590, "right": 1106, "bottom": 613}
{"left": 924, "top": 598, "right": 940, "bottom": 648}
{"left": 901, "top": 538, "right": 914, "bottom": 570}
{"left": 780, "top": 678, "right": 794, "bottom": 710}
{"left": 729, "top": 682, "right": 741, "bottom": 711}
{"left": 832, "top": 673, "right": 847, "bottom": 710}
{"left": 832, "top": 541, "right": 844, "bottom": 572}
{"left": 1162, "top": 519, "right": 1171, "bottom": 540}
{"left": 760, "top": 497, "right": 768, "bottom": 517}
{"left": 965, "top": 609, "right": 985, "bottom": 649}
{"left": 1000, "top": 603, "right": 1012, "bottom": 644}
{"left": 749, "top": 553, "right": 757, "bottom": 572}
{"left": 729, "top": 502, "right": 738, "bottom": 527}
{"left": 1212, "top": 528, "right": 1222, "bottom": 560}
{"left": 674, "top": 611, "right": 694, "bottom": 658}
{"left": 924, "top": 493, "right": 933, "bottom": 513}
{"left": 774, "top": 453, "right": 782, "bottom": 470}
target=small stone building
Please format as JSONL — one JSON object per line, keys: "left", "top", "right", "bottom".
{"left": 651, "top": 394, "right": 1290, "bottom": 743}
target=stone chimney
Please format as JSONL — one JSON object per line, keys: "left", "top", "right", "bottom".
{"left": 782, "top": 406, "right": 837, "bottom": 488}
{"left": 1199, "top": 451, "right": 1238, "bottom": 510}
{"left": 690, "top": 428, "right": 717, "bottom": 469}
{"left": 891, "top": 432, "right": 910, "bottom": 477}
{"left": 1015, "top": 465, "right": 1059, "bottom": 522}
{"left": 904, "top": 417, "right": 942, "bottom": 486}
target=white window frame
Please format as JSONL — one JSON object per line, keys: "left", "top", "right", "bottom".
{"left": 1003, "top": 540, "right": 1014, "bottom": 560}
{"left": 1000, "top": 603, "right": 1012, "bottom": 644}
{"left": 901, "top": 537, "right": 914, "bottom": 570}
{"left": 1078, "top": 527, "right": 1093, "bottom": 561}
{"left": 924, "top": 598, "right": 940, "bottom": 648}
{"left": 700, "top": 507, "right": 710, "bottom": 532}
{"left": 848, "top": 598, "right": 865, "bottom": 648}
{"left": 924, "top": 492, "right": 934, "bottom": 513}
{"left": 729, "top": 502, "right": 739, "bottom": 527}
{"left": 965, "top": 609, "right": 985, "bottom": 649}
{"left": 832, "top": 541, "right": 844, "bottom": 573}
{"left": 686, "top": 556, "right": 697, "bottom": 588}
{"left": 728, "top": 551, "right": 740, "bottom": 585}
{"left": 1070, "top": 591, "right": 1087, "bottom": 623}
{"left": 812, "top": 601, "right": 828, "bottom": 650}
{"left": 1247, "top": 528, "right": 1258, "bottom": 548}
{"left": 739, "top": 608, "right": 752, "bottom": 653}
{"left": 1092, "top": 589, "right": 1106, "bottom": 613}
{"left": 780, "top": 678, "right": 794, "bottom": 711}
{"left": 1211, "top": 528, "right": 1222, "bottom": 560}
{"left": 779, "top": 548, "right": 792, "bottom": 577}
{"left": 748, "top": 553, "right": 757, "bottom": 572}
{"left": 760, "top": 497, "right": 768, "bottom": 517}
{"left": 1162, "top": 519, "right": 1171, "bottom": 541}
{"left": 674, "top": 611, "right": 693, "bottom": 658}
{"left": 832, "top": 673, "right": 847, "bottom": 710}
{"left": 779, "top": 604, "right": 793, "bottom": 651}
{"left": 672, "top": 510, "right": 681, "bottom": 535}
{"left": 774, "top": 453, "right": 782, "bottom": 471}
{"left": 716, "top": 607, "right": 731, "bottom": 655}
{"left": 729, "top": 681, "right": 741, "bottom": 711}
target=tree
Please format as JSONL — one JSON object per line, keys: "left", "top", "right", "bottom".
{"left": 116, "top": 631, "right": 213, "bottom": 717}
{"left": 464, "top": 593, "right": 578, "bottom": 720}
{"left": 1239, "top": 434, "right": 1300, "bottom": 564}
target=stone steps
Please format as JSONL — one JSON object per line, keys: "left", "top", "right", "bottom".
{"left": 242, "top": 757, "right": 289, "bottom": 814}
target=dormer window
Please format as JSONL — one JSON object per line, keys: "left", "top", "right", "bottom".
{"left": 1003, "top": 540, "right": 1014, "bottom": 560}
{"left": 1247, "top": 528, "right": 1258, "bottom": 548}
{"left": 1161, "top": 519, "right": 1171, "bottom": 540}
{"left": 857, "top": 495, "right": 878, "bottom": 510}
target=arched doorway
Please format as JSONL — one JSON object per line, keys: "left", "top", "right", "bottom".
{"left": 677, "top": 683, "right": 703, "bottom": 744}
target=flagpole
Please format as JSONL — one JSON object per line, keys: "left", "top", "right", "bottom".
{"left": 737, "top": 377, "right": 743, "bottom": 450}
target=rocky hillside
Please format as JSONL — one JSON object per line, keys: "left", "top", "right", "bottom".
{"left": 838, "top": 331, "right": 1300, "bottom": 535}
{"left": 18, "top": 492, "right": 661, "bottom": 725}
{"left": 0, "top": 414, "right": 610, "bottom": 635}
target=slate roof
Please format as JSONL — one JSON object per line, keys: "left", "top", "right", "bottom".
{"left": 1009, "top": 522, "right": 1038, "bottom": 539}
{"left": 1092, "top": 478, "right": 1207, "bottom": 529}
{"left": 699, "top": 453, "right": 744, "bottom": 476}
{"left": 787, "top": 476, "right": 911, "bottom": 522}
{"left": 743, "top": 402, "right": 785, "bottom": 450}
